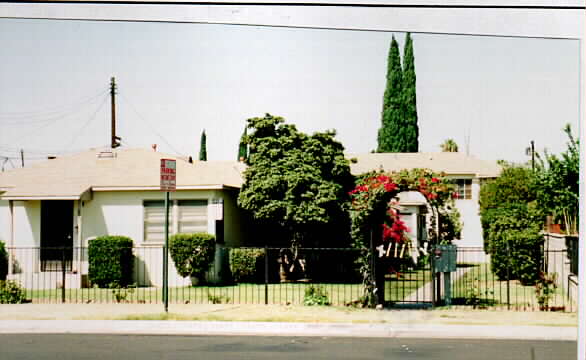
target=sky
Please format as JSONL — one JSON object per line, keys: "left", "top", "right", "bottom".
{"left": 0, "top": 18, "right": 580, "bottom": 168}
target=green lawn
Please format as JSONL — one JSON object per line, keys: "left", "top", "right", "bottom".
{"left": 24, "top": 268, "right": 432, "bottom": 305}
{"left": 451, "top": 263, "right": 577, "bottom": 312}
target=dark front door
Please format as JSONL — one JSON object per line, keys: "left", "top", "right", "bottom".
{"left": 40, "top": 200, "right": 73, "bottom": 271}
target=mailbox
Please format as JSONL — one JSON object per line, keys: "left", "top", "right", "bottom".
{"left": 432, "top": 244, "right": 457, "bottom": 273}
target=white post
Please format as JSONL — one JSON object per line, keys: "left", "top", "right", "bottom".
{"left": 8, "top": 200, "right": 13, "bottom": 275}
{"left": 577, "top": 38, "right": 585, "bottom": 360}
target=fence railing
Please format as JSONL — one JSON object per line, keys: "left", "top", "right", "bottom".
{"left": 3, "top": 245, "right": 578, "bottom": 312}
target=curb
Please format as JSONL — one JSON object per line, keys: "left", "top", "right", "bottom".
{"left": 0, "top": 320, "right": 577, "bottom": 341}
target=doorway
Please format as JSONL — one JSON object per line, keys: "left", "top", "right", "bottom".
{"left": 40, "top": 200, "right": 73, "bottom": 272}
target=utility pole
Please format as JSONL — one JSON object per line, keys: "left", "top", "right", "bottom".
{"left": 110, "top": 77, "right": 121, "bottom": 149}
{"left": 20, "top": 149, "right": 24, "bottom": 167}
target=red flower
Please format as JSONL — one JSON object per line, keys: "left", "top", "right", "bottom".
{"left": 431, "top": 177, "right": 439, "bottom": 183}
{"left": 384, "top": 182, "right": 397, "bottom": 192}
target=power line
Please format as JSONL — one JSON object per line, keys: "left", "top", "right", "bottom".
{"left": 12, "top": 93, "right": 109, "bottom": 147}
{"left": 0, "top": 90, "right": 107, "bottom": 120}
{"left": 118, "top": 92, "right": 183, "bottom": 156}
{"left": 65, "top": 95, "right": 109, "bottom": 150}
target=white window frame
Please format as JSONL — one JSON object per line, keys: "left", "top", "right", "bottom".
{"left": 143, "top": 199, "right": 209, "bottom": 243}
{"left": 455, "top": 179, "right": 472, "bottom": 200}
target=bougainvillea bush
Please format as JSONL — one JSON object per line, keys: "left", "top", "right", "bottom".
{"left": 348, "top": 168, "right": 459, "bottom": 306}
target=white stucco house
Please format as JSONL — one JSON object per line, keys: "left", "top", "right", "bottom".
{"left": 349, "top": 152, "right": 502, "bottom": 261}
{"left": 0, "top": 147, "right": 501, "bottom": 289}
{"left": 0, "top": 147, "right": 246, "bottom": 288}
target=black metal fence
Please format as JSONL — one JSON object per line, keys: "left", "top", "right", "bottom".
{"left": 2, "top": 246, "right": 578, "bottom": 311}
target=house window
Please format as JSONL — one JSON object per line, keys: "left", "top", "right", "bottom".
{"left": 144, "top": 200, "right": 168, "bottom": 243}
{"left": 144, "top": 199, "right": 208, "bottom": 243}
{"left": 178, "top": 200, "right": 208, "bottom": 233}
{"left": 455, "top": 179, "right": 472, "bottom": 200}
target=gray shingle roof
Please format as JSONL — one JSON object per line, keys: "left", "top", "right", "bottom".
{"left": 348, "top": 152, "right": 501, "bottom": 178}
{"left": 0, "top": 148, "right": 245, "bottom": 199}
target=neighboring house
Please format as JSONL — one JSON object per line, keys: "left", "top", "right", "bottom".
{"left": 349, "top": 152, "right": 501, "bottom": 259}
{"left": 0, "top": 148, "right": 246, "bottom": 288}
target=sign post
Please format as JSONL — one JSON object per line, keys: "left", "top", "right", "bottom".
{"left": 160, "top": 159, "right": 176, "bottom": 313}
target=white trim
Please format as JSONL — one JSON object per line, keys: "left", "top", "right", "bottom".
{"left": 0, "top": 195, "right": 81, "bottom": 201}
{"left": 92, "top": 185, "right": 234, "bottom": 191}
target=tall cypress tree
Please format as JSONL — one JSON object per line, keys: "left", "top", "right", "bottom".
{"left": 377, "top": 35, "right": 405, "bottom": 153}
{"left": 403, "top": 32, "right": 419, "bottom": 152}
{"left": 237, "top": 126, "right": 248, "bottom": 162}
{"left": 199, "top": 129, "right": 207, "bottom": 161}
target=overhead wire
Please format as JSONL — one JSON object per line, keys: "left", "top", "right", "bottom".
{"left": 0, "top": 90, "right": 107, "bottom": 121}
{"left": 64, "top": 95, "right": 109, "bottom": 150}
{"left": 12, "top": 92, "right": 110, "bottom": 148}
{"left": 118, "top": 92, "right": 183, "bottom": 156}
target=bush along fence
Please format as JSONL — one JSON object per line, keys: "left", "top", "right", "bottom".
{"left": 0, "top": 245, "right": 578, "bottom": 311}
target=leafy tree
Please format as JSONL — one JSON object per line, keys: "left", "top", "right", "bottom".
{"left": 237, "top": 126, "right": 248, "bottom": 162}
{"left": 534, "top": 124, "right": 579, "bottom": 234}
{"left": 199, "top": 130, "right": 207, "bottom": 161}
{"left": 402, "top": 32, "right": 419, "bottom": 152}
{"left": 238, "top": 113, "right": 353, "bottom": 249}
{"left": 440, "top": 139, "right": 459, "bottom": 152}
{"left": 377, "top": 36, "right": 405, "bottom": 153}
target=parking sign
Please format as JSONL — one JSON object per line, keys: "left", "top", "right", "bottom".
{"left": 160, "top": 159, "right": 176, "bottom": 191}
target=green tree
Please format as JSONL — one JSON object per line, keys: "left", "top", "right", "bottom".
{"left": 377, "top": 35, "right": 405, "bottom": 153}
{"left": 534, "top": 124, "right": 579, "bottom": 234}
{"left": 440, "top": 139, "right": 459, "bottom": 152}
{"left": 199, "top": 129, "right": 207, "bottom": 161}
{"left": 402, "top": 32, "right": 419, "bottom": 152}
{"left": 238, "top": 113, "right": 353, "bottom": 249}
{"left": 237, "top": 126, "right": 248, "bottom": 162}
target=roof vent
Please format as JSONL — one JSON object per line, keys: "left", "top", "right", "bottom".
{"left": 97, "top": 151, "right": 116, "bottom": 159}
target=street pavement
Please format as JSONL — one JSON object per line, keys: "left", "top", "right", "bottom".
{"left": 0, "top": 335, "right": 577, "bottom": 360}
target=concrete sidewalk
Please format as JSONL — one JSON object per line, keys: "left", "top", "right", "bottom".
{"left": 0, "top": 304, "right": 578, "bottom": 340}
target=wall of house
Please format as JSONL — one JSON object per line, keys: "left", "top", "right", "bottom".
{"left": 454, "top": 177, "right": 484, "bottom": 249}
{"left": 78, "top": 189, "right": 244, "bottom": 286}
{"left": 79, "top": 189, "right": 242, "bottom": 246}
{"left": 12, "top": 200, "right": 40, "bottom": 248}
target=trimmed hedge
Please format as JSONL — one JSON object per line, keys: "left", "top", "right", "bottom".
{"left": 229, "top": 248, "right": 265, "bottom": 283}
{"left": 0, "top": 280, "right": 27, "bottom": 304}
{"left": 0, "top": 241, "right": 7, "bottom": 281}
{"left": 169, "top": 233, "right": 215, "bottom": 279}
{"left": 88, "top": 236, "right": 134, "bottom": 288}
{"left": 485, "top": 204, "right": 544, "bottom": 285}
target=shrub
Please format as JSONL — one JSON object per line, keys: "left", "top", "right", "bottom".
{"left": 88, "top": 236, "right": 134, "bottom": 288}
{"left": 0, "top": 241, "right": 8, "bottom": 281}
{"left": 535, "top": 272, "right": 557, "bottom": 311}
{"left": 303, "top": 285, "right": 330, "bottom": 306}
{"left": 229, "top": 248, "right": 265, "bottom": 283}
{"left": 169, "top": 233, "right": 215, "bottom": 279}
{"left": 486, "top": 204, "right": 544, "bottom": 285}
{"left": 0, "top": 280, "right": 27, "bottom": 304}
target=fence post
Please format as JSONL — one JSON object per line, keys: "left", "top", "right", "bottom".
{"left": 506, "top": 266, "right": 511, "bottom": 310}
{"left": 264, "top": 245, "right": 269, "bottom": 305}
{"left": 61, "top": 247, "right": 66, "bottom": 304}
{"left": 506, "top": 237, "right": 511, "bottom": 310}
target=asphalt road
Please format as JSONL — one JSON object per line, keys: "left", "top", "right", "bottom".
{"left": 0, "top": 335, "right": 576, "bottom": 360}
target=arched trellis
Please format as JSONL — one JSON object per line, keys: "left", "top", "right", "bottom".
{"left": 349, "top": 168, "right": 458, "bottom": 307}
